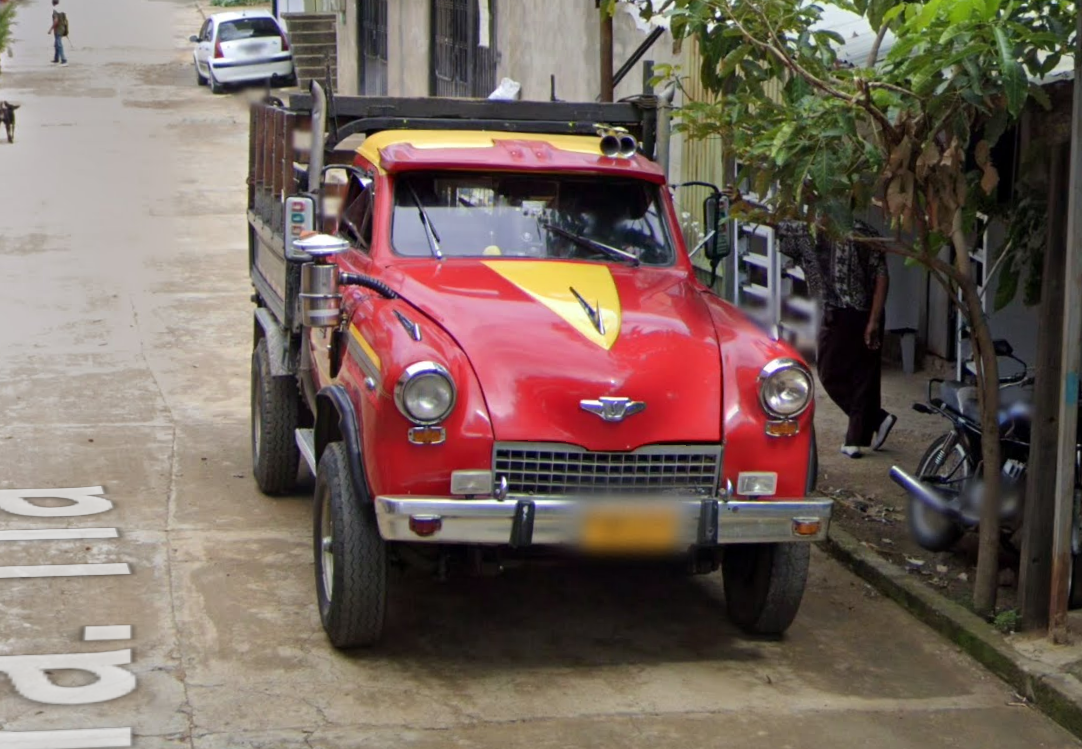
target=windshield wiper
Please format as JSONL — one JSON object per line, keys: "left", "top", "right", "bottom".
{"left": 539, "top": 222, "right": 640, "bottom": 266}
{"left": 407, "top": 184, "right": 444, "bottom": 260}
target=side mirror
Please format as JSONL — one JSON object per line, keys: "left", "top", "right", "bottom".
{"left": 703, "top": 193, "right": 732, "bottom": 262}
{"left": 993, "top": 339, "right": 1014, "bottom": 357}
{"left": 189, "top": 35, "right": 200, "bottom": 43}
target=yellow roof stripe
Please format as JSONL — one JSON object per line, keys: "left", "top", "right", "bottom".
{"left": 357, "top": 130, "right": 603, "bottom": 169}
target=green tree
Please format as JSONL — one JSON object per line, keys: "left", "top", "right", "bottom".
{"left": 0, "top": 2, "right": 16, "bottom": 69}
{"left": 643, "top": 0, "right": 1076, "bottom": 615}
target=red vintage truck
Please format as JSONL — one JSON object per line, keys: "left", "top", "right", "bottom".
{"left": 247, "top": 85, "right": 831, "bottom": 647}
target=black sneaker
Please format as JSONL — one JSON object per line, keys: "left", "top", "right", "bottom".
{"left": 872, "top": 413, "right": 897, "bottom": 451}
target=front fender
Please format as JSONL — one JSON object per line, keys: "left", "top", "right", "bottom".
{"left": 699, "top": 293, "right": 815, "bottom": 499}
{"left": 338, "top": 292, "right": 495, "bottom": 498}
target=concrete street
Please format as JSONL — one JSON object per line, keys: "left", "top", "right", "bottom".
{"left": 0, "top": 0, "right": 1077, "bottom": 746}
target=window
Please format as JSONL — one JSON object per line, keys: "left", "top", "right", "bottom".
{"left": 198, "top": 20, "right": 211, "bottom": 42}
{"left": 391, "top": 172, "right": 674, "bottom": 266}
{"left": 359, "top": 0, "right": 388, "bottom": 95}
{"left": 217, "top": 18, "right": 283, "bottom": 42}
{"left": 430, "top": 0, "right": 496, "bottom": 98}
{"left": 339, "top": 177, "right": 375, "bottom": 252}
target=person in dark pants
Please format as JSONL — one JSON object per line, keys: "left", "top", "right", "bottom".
{"left": 726, "top": 189, "right": 896, "bottom": 458}
{"left": 47, "top": 0, "right": 67, "bottom": 66}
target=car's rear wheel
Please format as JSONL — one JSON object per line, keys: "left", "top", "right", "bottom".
{"left": 208, "top": 68, "right": 225, "bottom": 94}
{"left": 722, "top": 542, "right": 810, "bottom": 636}
{"left": 313, "top": 442, "right": 387, "bottom": 648}
{"left": 251, "top": 338, "right": 300, "bottom": 495}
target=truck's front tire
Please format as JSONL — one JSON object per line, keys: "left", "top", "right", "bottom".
{"left": 313, "top": 442, "right": 387, "bottom": 648}
{"left": 251, "top": 338, "right": 300, "bottom": 495}
{"left": 722, "top": 543, "right": 810, "bottom": 636}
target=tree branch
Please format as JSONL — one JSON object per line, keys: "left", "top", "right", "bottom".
{"left": 719, "top": 0, "right": 899, "bottom": 139}
{"left": 866, "top": 23, "right": 890, "bottom": 68}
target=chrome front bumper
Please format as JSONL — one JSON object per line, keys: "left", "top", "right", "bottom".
{"left": 374, "top": 496, "right": 833, "bottom": 546}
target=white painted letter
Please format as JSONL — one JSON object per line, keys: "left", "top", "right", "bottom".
{"left": 0, "top": 487, "right": 112, "bottom": 518}
{"left": 0, "top": 728, "right": 131, "bottom": 748}
{"left": 0, "top": 650, "right": 135, "bottom": 705}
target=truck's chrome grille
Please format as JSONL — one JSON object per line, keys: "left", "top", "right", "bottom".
{"left": 494, "top": 443, "right": 721, "bottom": 497}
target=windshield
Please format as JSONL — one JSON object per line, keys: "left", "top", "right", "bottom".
{"left": 391, "top": 173, "right": 675, "bottom": 266}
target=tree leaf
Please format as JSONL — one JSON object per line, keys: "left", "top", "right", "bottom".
{"left": 993, "top": 26, "right": 1027, "bottom": 116}
{"left": 981, "top": 164, "right": 1000, "bottom": 194}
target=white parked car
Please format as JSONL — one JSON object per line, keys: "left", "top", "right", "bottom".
{"left": 190, "top": 11, "right": 296, "bottom": 94}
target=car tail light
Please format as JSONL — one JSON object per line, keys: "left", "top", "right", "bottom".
{"left": 280, "top": 33, "right": 291, "bottom": 51}
{"left": 214, "top": 40, "right": 224, "bottom": 59}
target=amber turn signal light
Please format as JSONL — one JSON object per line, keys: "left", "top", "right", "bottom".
{"left": 792, "top": 518, "right": 821, "bottom": 537}
{"left": 765, "top": 420, "right": 800, "bottom": 437}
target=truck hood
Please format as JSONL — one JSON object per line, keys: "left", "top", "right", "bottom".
{"left": 388, "top": 260, "right": 721, "bottom": 451}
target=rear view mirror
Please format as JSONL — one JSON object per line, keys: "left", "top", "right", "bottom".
{"left": 189, "top": 35, "right": 200, "bottom": 43}
{"left": 703, "top": 193, "right": 732, "bottom": 262}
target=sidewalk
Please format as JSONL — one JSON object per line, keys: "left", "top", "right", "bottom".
{"left": 817, "top": 363, "right": 1082, "bottom": 739}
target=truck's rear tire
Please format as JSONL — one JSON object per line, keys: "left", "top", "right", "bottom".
{"left": 313, "top": 442, "right": 387, "bottom": 648}
{"left": 251, "top": 338, "right": 300, "bottom": 495}
{"left": 722, "top": 543, "right": 810, "bottom": 636}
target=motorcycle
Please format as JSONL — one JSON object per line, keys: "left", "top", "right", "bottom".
{"left": 889, "top": 338, "right": 1082, "bottom": 606}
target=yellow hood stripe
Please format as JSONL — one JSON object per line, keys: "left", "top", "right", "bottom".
{"left": 483, "top": 261, "right": 621, "bottom": 350}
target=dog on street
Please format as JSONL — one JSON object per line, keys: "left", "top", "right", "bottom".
{"left": 0, "top": 101, "right": 18, "bottom": 143}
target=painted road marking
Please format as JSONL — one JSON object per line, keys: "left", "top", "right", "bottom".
{"left": 0, "top": 727, "right": 132, "bottom": 748}
{"left": 0, "top": 529, "right": 119, "bottom": 542}
{"left": 83, "top": 626, "right": 132, "bottom": 642}
{"left": 0, "top": 564, "right": 131, "bottom": 579}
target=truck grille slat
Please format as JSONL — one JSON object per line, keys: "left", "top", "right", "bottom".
{"left": 494, "top": 443, "right": 721, "bottom": 497}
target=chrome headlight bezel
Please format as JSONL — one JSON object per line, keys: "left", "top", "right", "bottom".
{"left": 394, "top": 362, "right": 457, "bottom": 426}
{"left": 758, "top": 358, "right": 814, "bottom": 419}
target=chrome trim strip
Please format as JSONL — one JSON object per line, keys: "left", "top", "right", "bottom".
{"left": 394, "top": 309, "right": 422, "bottom": 341}
{"left": 374, "top": 496, "right": 832, "bottom": 545}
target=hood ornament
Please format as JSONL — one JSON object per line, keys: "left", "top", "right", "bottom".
{"left": 580, "top": 396, "right": 646, "bottom": 423}
{"left": 569, "top": 286, "right": 605, "bottom": 335}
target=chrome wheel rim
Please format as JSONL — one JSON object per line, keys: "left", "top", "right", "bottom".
{"left": 320, "top": 491, "right": 334, "bottom": 601}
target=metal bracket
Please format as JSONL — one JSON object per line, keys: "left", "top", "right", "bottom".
{"left": 509, "top": 500, "right": 535, "bottom": 548}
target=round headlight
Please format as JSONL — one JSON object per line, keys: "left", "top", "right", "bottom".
{"left": 759, "top": 359, "right": 813, "bottom": 418}
{"left": 395, "top": 362, "right": 456, "bottom": 425}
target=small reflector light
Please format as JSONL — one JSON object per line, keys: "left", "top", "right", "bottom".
{"left": 765, "top": 420, "right": 800, "bottom": 437}
{"left": 409, "top": 515, "right": 442, "bottom": 537}
{"left": 408, "top": 426, "right": 446, "bottom": 445}
{"left": 792, "top": 518, "right": 821, "bottom": 537}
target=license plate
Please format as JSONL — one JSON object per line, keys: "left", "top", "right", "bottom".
{"left": 580, "top": 505, "right": 679, "bottom": 553}
{"left": 241, "top": 42, "right": 265, "bottom": 56}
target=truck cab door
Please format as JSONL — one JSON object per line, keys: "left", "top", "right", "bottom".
{"left": 306, "top": 171, "right": 376, "bottom": 388}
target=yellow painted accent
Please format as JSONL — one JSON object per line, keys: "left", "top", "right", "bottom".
{"left": 357, "top": 130, "right": 604, "bottom": 170}
{"left": 483, "top": 261, "right": 621, "bottom": 350}
{"left": 349, "top": 324, "right": 381, "bottom": 372}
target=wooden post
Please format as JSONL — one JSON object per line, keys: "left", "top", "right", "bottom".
{"left": 1049, "top": 11, "right": 1082, "bottom": 643}
{"left": 599, "top": 5, "right": 614, "bottom": 102}
{"left": 1019, "top": 144, "right": 1068, "bottom": 630}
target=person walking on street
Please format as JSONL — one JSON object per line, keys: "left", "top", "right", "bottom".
{"left": 48, "top": 0, "right": 67, "bottom": 66}
{"left": 725, "top": 188, "right": 896, "bottom": 459}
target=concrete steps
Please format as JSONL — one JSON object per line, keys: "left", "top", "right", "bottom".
{"left": 281, "top": 13, "right": 337, "bottom": 89}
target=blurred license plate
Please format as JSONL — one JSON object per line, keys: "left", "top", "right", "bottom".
{"left": 581, "top": 505, "right": 679, "bottom": 553}
{"left": 241, "top": 42, "right": 265, "bottom": 55}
